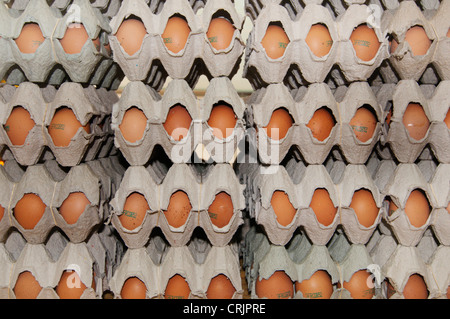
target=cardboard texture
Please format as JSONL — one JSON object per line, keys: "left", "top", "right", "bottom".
{"left": 110, "top": 163, "right": 246, "bottom": 248}
{"left": 112, "top": 77, "right": 246, "bottom": 165}
{"left": 108, "top": 0, "right": 245, "bottom": 84}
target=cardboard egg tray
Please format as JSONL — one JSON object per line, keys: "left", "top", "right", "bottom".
{"left": 0, "top": 228, "right": 125, "bottom": 299}
{"left": 108, "top": 0, "right": 245, "bottom": 87}
{"left": 109, "top": 162, "right": 246, "bottom": 248}
{"left": 0, "top": 156, "right": 125, "bottom": 245}
{"left": 108, "top": 235, "right": 243, "bottom": 299}
{"left": 0, "top": 81, "right": 118, "bottom": 167}
{"left": 112, "top": 77, "right": 246, "bottom": 166}
{"left": 245, "top": 81, "right": 383, "bottom": 165}
{"left": 0, "top": 0, "right": 123, "bottom": 88}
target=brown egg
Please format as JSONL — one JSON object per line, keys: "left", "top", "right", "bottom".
{"left": 306, "top": 24, "right": 333, "bottom": 57}
{"left": 447, "top": 28, "right": 450, "bottom": 38}
{"left": 295, "top": 270, "right": 333, "bottom": 299}
{"left": 59, "top": 23, "right": 101, "bottom": 54}
{"left": 402, "top": 103, "right": 430, "bottom": 141}
{"left": 350, "top": 24, "right": 380, "bottom": 61}
{"left": 119, "top": 192, "right": 150, "bottom": 231}
{"left": 4, "top": 106, "right": 35, "bottom": 146}
{"left": 14, "top": 193, "right": 46, "bottom": 230}
{"left": 263, "top": 108, "right": 293, "bottom": 140}
{"left": 443, "top": 108, "right": 450, "bottom": 129}
{"left": 207, "top": 104, "right": 237, "bottom": 139}
{"left": 349, "top": 106, "right": 377, "bottom": 142}
{"left": 385, "top": 107, "right": 392, "bottom": 128}
{"left": 119, "top": 106, "right": 147, "bottom": 143}
{"left": 120, "top": 277, "right": 147, "bottom": 299}
{"left": 255, "top": 270, "right": 294, "bottom": 299}
{"left": 207, "top": 17, "right": 236, "bottom": 50}
{"left": 405, "top": 189, "right": 431, "bottom": 227}
{"left": 115, "top": 18, "right": 147, "bottom": 56}
{"left": 56, "top": 270, "right": 88, "bottom": 299}
{"left": 306, "top": 107, "right": 335, "bottom": 142}
{"left": 206, "top": 274, "right": 236, "bottom": 299}
{"left": 339, "top": 269, "right": 375, "bottom": 299}
{"left": 15, "top": 23, "right": 45, "bottom": 54}
{"left": 261, "top": 24, "right": 290, "bottom": 59}
{"left": 59, "top": 192, "right": 91, "bottom": 225}
{"left": 164, "top": 190, "right": 192, "bottom": 228}
{"left": 271, "top": 190, "right": 296, "bottom": 227}
{"left": 309, "top": 188, "right": 337, "bottom": 226}
{"left": 393, "top": 26, "right": 431, "bottom": 56}
{"left": 349, "top": 189, "right": 379, "bottom": 228}
{"left": 162, "top": 16, "right": 191, "bottom": 54}
{"left": 164, "top": 274, "right": 191, "bottom": 299}
{"left": 48, "top": 107, "right": 90, "bottom": 147}
{"left": 0, "top": 205, "right": 4, "bottom": 221}
{"left": 208, "top": 192, "right": 234, "bottom": 228}
{"left": 163, "top": 104, "right": 192, "bottom": 141}
{"left": 447, "top": 202, "right": 450, "bottom": 214}
{"left": 403, "top": 274, "right": 429, "bottom": 299}
{"left": 14, "top": 271, "right": 42, "bottom": 299}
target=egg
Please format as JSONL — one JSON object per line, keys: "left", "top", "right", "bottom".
{"left": 119, "top": 192, "right": 150, "bottom": 231}
{"left": 447, "top": 28, "right": 450, "bottom": 38}
{"left": 295, "top": 270, "right": 333, "bottom": 299}
{"left": 255, "top": 270, "right": 294, "bottom": 299}
{"left": 206, "top": 274, "right": 236, "bottom": 299}
{"left": 402, "top": 103, "right": 430, "bottom": 141}
{"left": 119, "top": 106, "right": 148, "bottom": 143}
{"left": 207, "top": 17, "right": 235, "bottom": 50}
{"left": 270, "top": 190, "right": 296, "bottom": 227}
{"left": 349, "top": 106, "right": 377, "bottom": 142}
{"left": 14, "top": 271, "right": 42, "bottom": 299}
{"left": 59, "top": 192, "right": 91, "bottom": 225}
{"left": 162, "top": 16, "right": 191, "bottom": 54}
{"left": 402, "top": 274, "right": 429, "bottom": 299}
{"left": 59, "top": 23, "right": 101, "bottom": 54}
{"left": 120, "top": 277, "right": 147, "bottom": 299}
{"left": 443, "top": 108, "right": 450, "bottom": 129}
{"left": 261, "top": 24, "right": 290, "bottom": 59}
{"left": 309, "top": 188, "right": 337, "bottom": 226}
{"left": 4, "top": 106, "right": 35, "bottom": 146}
{"left": 15, "top": 23, "right": 45, "bottom": 54}
{"left": 164, "top": 274, "right": 191, "bottom": 299}
{"left": 208, "top": 191, "right": 234, "bottom": 228}
{"left": 164, "top": 190, "right": 192, "bottom": 228}
{"left": 349, "top": 189, "right": 379, "bottom": 228}
{"left": 392, "top": 189, "right": 430, "bottom": 228}
{"left": 207, "top": 104, "right": 237, "bottom": 139}
{"left": 350, "top": 24, "right": 380, "bottom": 61}
{"left": 115, "top": 18, "right": 147, "bottom": 56}
{"left": 14, "top": 193, "right": 46, "bottom": 230}
{"left": 447, "top": 202, "right": 450, "bottom": 214}
{"left": 338, "top": 269, "right": 375, "bottom": 299}
{"left": 48, "top": 107, "right": 90, "bottom": 147}
{"left": 306, "top": 24, "right": 333, "bottom": 57}
{"left": 306, "top": 107, "right": 335, "bottom": 142}
{"left": 0, "top": 205, "right": 4, "bottom": 222}
{"left": 385, "top": 107, "right": 392, "bottom": 128}
{"left": 263, "top": 107, "right": 293, "bottom": 140}
{"left": 391, "top": 26, "right": 431, "bottom": 56}
{"left": 56, "top": 270, "right": 89, "bottom": 299}
{"left": 163, "top": 104, "right": 192, "bottom": 141}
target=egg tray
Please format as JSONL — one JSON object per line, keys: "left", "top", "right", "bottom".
{"left": 0, "top": 0, "right": 124, "bottom": 88}
{"left": 111, "top": 77, "right": 247, "bottom": 166}
{"left": 108, "top": 236, "right": 243, "bottom": 299}
{"left": 0, "top": 228, "right": 125, "bottom": 299}
{"left": 109, "top": 163, "right": 246, "bottom": 248}
{"left": 108, "top": 0, "right": 245, "bottom": 85}
{"left": 0, "top": 81, "right": 118, "bottom": 167}
{"left": 243, "top": 1, "right": 449, "bottom": 89}
{"left": 242, "top": 226, "right": 385, "bottom": 299}
{"left": 0, "top": 156, "right": 126, "bottom": 245}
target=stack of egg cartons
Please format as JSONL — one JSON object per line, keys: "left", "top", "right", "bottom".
{"left": 239, "top": 0, "right": 449, "bottom": 299}
{"left": 0, "top": 0, "right": 126, "bottom": 299}
{"left": 107, "top": 0, "right": 247, "bottom": 299}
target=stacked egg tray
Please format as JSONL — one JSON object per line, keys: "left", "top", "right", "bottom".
{"left": 0, "top": 81, "right": 119, "bottom": 167}
{"left": 0, "top": 0, "right": 123, "bottom": 88}
{"left": 0, "top": 156, "right": 127, "bottom": 298}
{"left": 239, "top": 0, "right": 450, "bottom": 299}
{"left": 108, "top": 0, "right": 245, "bottom": 89}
